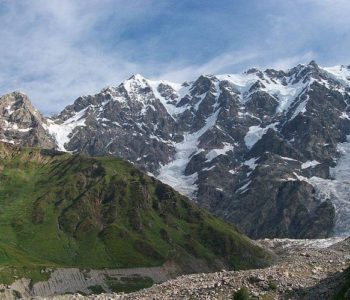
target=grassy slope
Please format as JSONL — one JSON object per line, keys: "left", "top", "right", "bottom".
{"left": 0, "top": 143, "right": 272, "bottom": 283}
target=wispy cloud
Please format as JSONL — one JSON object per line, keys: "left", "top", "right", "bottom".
{"left": 0, "top": 0, "right": 157, "bottom": 113}
{"left": 157, "top": 50, "right": 262, "bottom": 82}
{"left": 265, "top": 52, "right": 317, "bottom": 71}
{"left": 0, "top": 0, "right": 350, "bottom": 114}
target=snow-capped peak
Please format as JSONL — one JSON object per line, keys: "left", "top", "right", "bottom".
{"left": 322, "top": 65, "right": 350, "bottom": 87}
{"left": 129, "top": 73, "right": 147, "bottom": 81}
{"left": 122, "top": 74, "right": 150, "bottom": 93}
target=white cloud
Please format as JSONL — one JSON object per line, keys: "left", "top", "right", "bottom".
{"left": 0, "top": 0, "right": 156, "bottom": 114}
{"left": 157, "top": 50, "right": 262, "bottom": 82}
{"left": 268, "top": 52, "right": 317, "bottom": 70}
{"left": 1, "top": 0, "right": 350, "bottom": 115}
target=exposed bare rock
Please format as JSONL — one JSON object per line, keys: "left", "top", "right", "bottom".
{"left": 0, "top": 92, "right": 55, "bottom": 148}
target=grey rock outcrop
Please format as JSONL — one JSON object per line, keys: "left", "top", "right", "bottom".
{"left": 0, "top": 92, "right": 55, "bottom": 148}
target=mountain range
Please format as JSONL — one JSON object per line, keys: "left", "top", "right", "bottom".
{"left": 1, "top": 60, "right": 350, "bottom": 239}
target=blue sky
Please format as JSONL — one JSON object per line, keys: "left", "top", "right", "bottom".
{"left": 0, "top": 0, "right": 350, "bottom": 114}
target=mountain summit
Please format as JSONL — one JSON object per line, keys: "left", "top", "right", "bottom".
{"left": 0, "top": 92, "right": 55, "bottom": 148}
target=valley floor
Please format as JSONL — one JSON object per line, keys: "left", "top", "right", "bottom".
{"left": 49, "top": 237, "right": 350, "bottom": 300}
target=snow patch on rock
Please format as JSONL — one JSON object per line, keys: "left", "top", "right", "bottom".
{"left": 244, "top": 123, "right": 278, "bottom": 149}
{"left": 301, "top": 160, "right": 320, "bottom": 169}
{"left": 308, "top": 135, "right": 350, "bottom": 236}
{"left": 45, "top": 108, "right": 87, "bottom": 151}
{"left": 205, "top": 142, "right": 233, "bottom": 162}
{"left": 157, "top": 109, "right": 221, "bottom": 198}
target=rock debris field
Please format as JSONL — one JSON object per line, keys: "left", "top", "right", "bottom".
{"left": 50, "top": 237, "right": 350, "bottom": 300}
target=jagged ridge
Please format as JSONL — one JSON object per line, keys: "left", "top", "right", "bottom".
{"left": 1, "top": 61, "right": 350, "bottom": 239}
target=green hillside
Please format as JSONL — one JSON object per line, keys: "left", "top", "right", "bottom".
{"left": 0, "top": 142, "right": 272, "bottom": 284}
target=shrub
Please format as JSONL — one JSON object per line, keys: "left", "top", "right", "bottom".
{"left": 233, "top": 286, "right": 251, "bottom": 300}
{"left": 268, "top": 280, "right": 278, "bottom": 290}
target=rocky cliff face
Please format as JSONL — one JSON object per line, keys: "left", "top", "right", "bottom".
{"left": 2, "top": 61, "right": 350, "bottom": 239}
{"left": 0, "top": 92, "right": 55, "bottom": 148}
